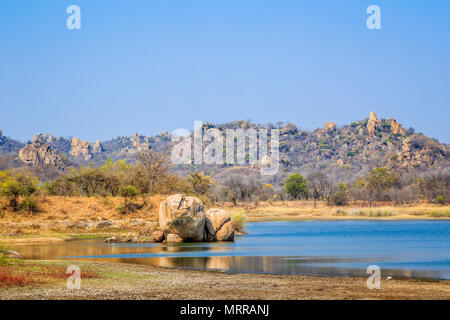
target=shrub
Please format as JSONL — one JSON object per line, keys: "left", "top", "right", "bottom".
{"left": 284, "top": 173, "right": 308, "bottom": 200}
{"left": 419, "top": 173, "right": 450, "bottom": 204}
{"left": 0, "top": 243, "right": 9, "bottom": 266}
{"left": 427, "top": 211, "right": 450, "bottom": 218}
{"left": 45, "top": 178, "right": 76, "bottom": 196}
{"left": 116, "top": 200, "right": 142, "bottom": 215}
{"left": 18, "top": 196, "right": 38, "bottom": 214}
{"left": 437, "top": 195, "right": 445, "bottom": 205}
{"left": 330, "top": 183, "right": 349, "bottom": 206}
{"left": 118, "top": 185, "right": 138, "bottom": 198}
{"left": 365, "top": 167, "right": 400, "bottom": 202}
{"left": 333, "top": 209, "right": 347, "bottom": 216}
{"left": 229, "top": 208, "right": 247, "bottom": 233}
{"left": 188, "top": 172, "right": 214, "bottom": 195}
{"left": 0, "top": 171, "right": 39, "bottom": 210}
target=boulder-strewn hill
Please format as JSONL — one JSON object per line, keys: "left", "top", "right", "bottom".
{"left": 0, "top": 129, "right": 24, "bottom": 154}
{"left": 1, "top": 112, "right": 449, "bottom": 183}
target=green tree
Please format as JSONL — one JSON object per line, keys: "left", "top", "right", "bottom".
{"left": 365, "top": 167, "right": 400, "bottom": 203}
{"left": 0, "top": 170, "right": 38, "bottom": 209}
{"left": 331, "top": 183, "right": 349, "bottom": 206}
{"left": 366, "top": 167, "right": 400, "bottom": 192}
{"left": 118, "top": 185, "right": 138, "bottom": 198}
{"left": 284, "top": 173, "right": 308, "bottom": 200}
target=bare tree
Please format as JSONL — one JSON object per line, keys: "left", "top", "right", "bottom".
{"left": 307, "top": 172, "right": 334, "bottom": 207}
{"left": 136, "top": 150, "right": 172, "bottom": 194}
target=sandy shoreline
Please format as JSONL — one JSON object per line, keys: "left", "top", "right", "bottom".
{"left": 1, "top": 259, "right": 449, "bottom": 300}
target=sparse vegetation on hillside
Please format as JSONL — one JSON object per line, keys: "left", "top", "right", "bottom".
{"left": 0, "top": 114, "right": 448, "bottom": 207}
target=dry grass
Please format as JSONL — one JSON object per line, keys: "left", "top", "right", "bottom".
{"left": 0, "top": 195, "right": 164, "bottom": 241}
{"left": 0, "top": 260, "right": 98, "bottom": 287}
{"left": 217, "top": 200, "right": 450, "bottom": 221}
{"left": 0, "top": 195, "right": 162, "bottom": 221}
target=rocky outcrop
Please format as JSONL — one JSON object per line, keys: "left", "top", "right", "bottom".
{"left": 18, "top": 140, "right": 65, "bottom": 168}
{"left": 281, "top": 123, "right": 298, "bottom": 135}
{"left": 166, "top": 233, "right": 183, "bottom": 243}
{"left": 204, "top": 209, "right": 235, "bottom": 241}
{"left": 388, "top": 119, "right": 406, "bottom": 135}
{"left": 33, "top": 133, "right": 53, "bottom": 144}
{"left": 151, "top": 230, "right": 165, "bottom": 242}
{"left": 92, "top": 140, "right": 103, "bottom": 154}
{"left": 0, "top": 129, "right": 25, "bottom": 153}
{"left": 130, "top": 133, "right": 150, "bottom": 151}
{"left": 324, "top": 122, "right": 336, "bottom": 132}
{"left": 70, "top": 137, "right": 103, "bottom": 160}
{"left": 159, "top": 194, "right": 205, "bottom": 241}
{"left": 367, "top": 111, "right": 380, "bottom": 137}
{"left": 396, "top": 136, "right": 448, "bottom": 168}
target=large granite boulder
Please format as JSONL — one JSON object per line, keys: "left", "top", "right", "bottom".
{"left": 159, "top": 194, "right": 205, "bottom": 241}
{"left": 204, "top": 209, "right": 235, "bottom": 242}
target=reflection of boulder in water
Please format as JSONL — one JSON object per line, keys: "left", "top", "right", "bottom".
{"left": 206, "top": 256, "right": 232, "bottom": 270}
{"left": 156, "top": 257, "right": 177, "bottom": 268}
{"left": 162, "top": 245, "right": 185, "bottom": 253}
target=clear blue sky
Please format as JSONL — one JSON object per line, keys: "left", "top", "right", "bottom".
{"left": 1, "top": 0, "right": 449, "bottom": 142}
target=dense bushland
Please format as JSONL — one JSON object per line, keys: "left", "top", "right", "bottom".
{"left": 1, "top": 150, "right": 449, "bottom": 213}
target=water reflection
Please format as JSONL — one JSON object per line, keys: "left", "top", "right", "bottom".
{"left": 11, "top": 220, "right": 450, "bottom": 280}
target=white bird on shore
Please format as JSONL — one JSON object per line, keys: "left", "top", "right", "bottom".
{"left": 386, "top": 276, "right": 393, "bottom": 280}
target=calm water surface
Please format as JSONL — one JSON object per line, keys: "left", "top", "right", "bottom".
{"left": 12, "top": 220, "right": 450, "bottom": 279}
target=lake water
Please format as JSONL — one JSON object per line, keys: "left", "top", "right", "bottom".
{"left": 12, "top": 220, "right": 450, "bottom": 279}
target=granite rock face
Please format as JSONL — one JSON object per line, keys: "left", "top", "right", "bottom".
{"left": 204, "top": 208, "right": 235, "bottom": 242}
{"left": 70, "top": 137, "right": 103, "bottom": 160}
{"left": 18, "top": 140, "right": 66, "bottom": 168}
{"left": 324, "top": 122, "right": 337, "bottom": 132}
{"left": 159, "top": 194, "right": 206, "bottom": 242}
{"left": 367, "top": 111, "right": 381, "bottom": 137}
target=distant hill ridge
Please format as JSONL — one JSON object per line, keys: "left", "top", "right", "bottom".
{"left": 0, "top": 112, "right": 448, "bottom": 181}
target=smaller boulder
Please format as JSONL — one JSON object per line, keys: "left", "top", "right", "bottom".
{"left": 96, "top": 221, "right": 114, "bottom": 229}
{"left": 166, "top": 233, "right": 183, "bottom": 243}
{"left": 205, "top": 209, "right": 235, "bottom": 242}
{"left": 151, "top": 230, "right": 165, "bottom": 242}
{"left": 105, "top": 236, "right": 118, "bottom": 243}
